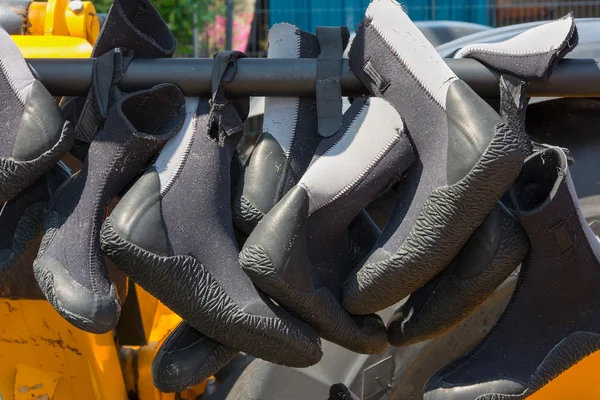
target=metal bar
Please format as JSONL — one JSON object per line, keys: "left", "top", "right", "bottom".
{"left": 226, "top": 0, "right": 234, "bottom": 51}
{"left": 27, "top": 57, "right": 600, "bottom": 98}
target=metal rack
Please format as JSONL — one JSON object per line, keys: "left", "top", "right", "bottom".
{"left": 29, "top": 57, "right": 600, "bottom": 98}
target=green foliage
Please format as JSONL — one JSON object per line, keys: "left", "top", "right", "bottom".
{"left": 92, "top": 0, "right": 225, "bottom": 56}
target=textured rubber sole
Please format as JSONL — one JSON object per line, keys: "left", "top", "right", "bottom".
{"left": 0, "top": 122, "right": 73, "bottom": 203}
{"left": 100, "top": 218, "right": 322, "bottom": 367}
{"left": 0, "top": 202, "right": 45, "bottom": 275}
{"left": 152, "top": 322, "right": 237, "bottom": 393}
{"left": 343, "top": 122, "right": 529, "bottom": 315}
{"left": 239, "top": 244, "right": 388, "bottom": 354}
{"left": 388, "top": 213, "right": 529, "bottom": 347}
{"left": 232, "top": 194, "right": 264, "bottom": 235}
{"left": 33, "top": 210, "right": 119, "bottom": 334}
{"left": 428, "top": 332, "right": 600, "bottom": 400}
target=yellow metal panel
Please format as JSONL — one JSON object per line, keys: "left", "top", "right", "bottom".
{"left": 44, "top": 0, "right": 69, "bottom": 36}
{"left": 530, "top": 350, "right": 600, "bottom": 399}
{"left": 65, "top": 2, "right": 100, "bottom": 44}
{"left": 135, "top": 285, "right": 163, "bottom": 344}
{"left": 26, "top": 1, "right": 99, "bottom": 44}
{"left": 14, "top": 365, "right": 60, "bottom": 400}
{"left": 0, "top": 300, "right": 127, "bottom": 400}
{"left": 10, "top": 36, "right": 93, "bottom": 58}
{"left": 28, "top": 3, "right": 47, "bottom": 36}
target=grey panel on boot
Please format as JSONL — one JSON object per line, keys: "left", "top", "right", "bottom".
{"left": 343, "top": 0, "right": 529, "bottom": 315}
{"left": 34, "top": 84, "right": 185, "bottom": 334}
{"left": 455, "top": 14, "right": 578, "bottom": 81}
{"left": 240, "top": 97, "right": 414, "bottom": 354}
{"left": 425, "top": 148, "right": 600, "bottom": 400}
{"left": 101, "top": 97, "right": 322, "bottom": 367}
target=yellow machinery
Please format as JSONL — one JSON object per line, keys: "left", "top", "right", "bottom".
{"left": 1, "top": 1, "right": 600, "bottom": 399}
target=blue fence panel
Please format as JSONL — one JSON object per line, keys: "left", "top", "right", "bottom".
{"left": 268, "top": 0, "right": 491, "bottom": 31}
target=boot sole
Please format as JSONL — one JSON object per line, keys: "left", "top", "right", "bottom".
{"left": 0, "top": 123, "right": 73, "bottom": 203}
{"left": 232, "top": 194, "right": 264, "bottom": 235}
{"left": 239, "top": 244, "right": 388, "bottom": 354}
{"left": 100, "top": 217, "right": 322, "bottom": 367}
{"left": 33, "top": 210, "right": 120, "bottom": 334}
{"left": 343, "top": 122, "right": 529, "bottom": 314}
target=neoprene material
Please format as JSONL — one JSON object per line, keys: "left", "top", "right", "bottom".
{"left": 232, "top": 23, "right": 320, "bottom": 235}
{"left": 0, "top": 163, "right": 70, "bottom": 275}
{"left": 425, "top": 148, "right": 600, "bottom": 400}
{"left": 240, "top": 97, "right": 414, "bottom": 354}
{"left": 100, "top": 53, "right": 322, "bottom": 368}
{"left": 34, "top": 84, "right": 185, "bottom": 334}
{"left": 385, "top": 15, "right": 577, "bottom": 347}
{"left": 152, "top": 209, "right": 383, "bottom": 393}
{"left": 60, "top": 0, "right": 177, "bottom": 161}
{"left": 342, "top": 0, "right": 530, "bottom": 315}
{"left": 0, "top": 26, "right": 72, "bottom": 203}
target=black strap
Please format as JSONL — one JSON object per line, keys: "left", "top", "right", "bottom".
{"left": 208, "top": 51, "right": 250, "bottom": 146}
{"left": 316, "top": 27, "right": 350, "bottom": 137}
{"left": 75, "top": 48, "right": 133, "bottom": 144}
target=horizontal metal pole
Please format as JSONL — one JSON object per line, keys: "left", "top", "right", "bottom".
{"left": 27, "top": 57, "right": 600, "bottom": 98}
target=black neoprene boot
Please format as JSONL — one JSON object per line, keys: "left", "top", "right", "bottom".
{"left": 34, "top": 84, "right": 185, "bottom": 334}
{"left": 0, "top": 163, "right": 70, "bottom": 275}
{"left": 386, "top": 14, "right": 577, "bottom": 346}
{"left": 0, "top": 27, "right": 72, "bottom": 203}
{"left": 425, "top": 147, "right": 600, "bottom": 400}
{"left": 152, "top": 321, "right": 237, "bottom": 393}
{"left": 101, "top": 52, "right": 322, "bottom": 367}
{"left": 240, "top": 97, "right": 414, "bottom": 353}
{"left": 342, "top": 0, "right": 530, "bottom": 315}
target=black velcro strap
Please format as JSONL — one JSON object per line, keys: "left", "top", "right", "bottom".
{"left": 208, "top": 51, "right": 250, "bottom": 146}
{"left": 316, "top": 26, "right": 350, "bottom": 137}
{"left": 75, "top": 48, "right": 133, "bottom": 143}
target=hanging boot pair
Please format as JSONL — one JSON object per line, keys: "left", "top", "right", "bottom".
{"left": 32, "top": 0, "right": 185, "bottom": 334}
{"left": 387, "top": 13, "right": 577, "bottom": 346}
{"left": 335, "top": 2, "right": 577, "bottom": 357}
{"left": 150, "top": 23, "right": 395, "bottom": 392}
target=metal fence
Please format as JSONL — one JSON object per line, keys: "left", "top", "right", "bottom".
{"left": 243, "top": 0, "right": 600, "bottom": 57}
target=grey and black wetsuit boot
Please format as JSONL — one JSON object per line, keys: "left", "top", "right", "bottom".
{"left": 100, "top": 52, "right": 322, "bottom": 368}
{"left": 425, "top": 147, "right": 600, "bottom": 400}
{"left": 240, "top": 97, "right": 414, "bottom": 354}
{"left": 386, "top": 14, "right": 577, "bottom": 347}
{"left": 343, "top": 0, "right": 531, "bottom": 315}
{"left": 0, "top": 27, "right": 72, "bottom": 203}
{"left": 34, "top": 84, "right": 185, "bottom": 334}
